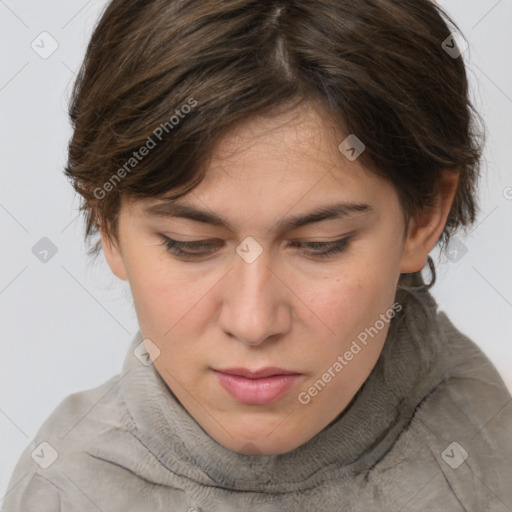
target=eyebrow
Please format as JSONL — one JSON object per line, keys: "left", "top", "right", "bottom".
{"left": 143, "top": 199, "right": 373, "bottom": 232}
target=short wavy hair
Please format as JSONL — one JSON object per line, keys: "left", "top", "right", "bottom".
{"left": 64, "top": 0, "right": 484, "bottom": 289}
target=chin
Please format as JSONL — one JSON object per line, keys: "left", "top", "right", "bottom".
{"left": 212, "top": 417, "right": 311, "bottom": 456}
{"left": 231, "top": 435, "right": 302, "bottom": 456}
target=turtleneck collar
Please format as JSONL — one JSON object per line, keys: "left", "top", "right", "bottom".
{"left": 119, "top": 270, "right": 447, "bottom": 492}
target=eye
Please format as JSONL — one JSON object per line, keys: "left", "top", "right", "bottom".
{"left": 159, "top": 237, "right": 220, "bottom": 259}
{"left": 289, "top": 237, "right": 352, "bottom": 258}
{"left": 159, "top": 235, "right": 353, "bottom": 260}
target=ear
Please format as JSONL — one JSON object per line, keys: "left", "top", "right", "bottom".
{"left": 100, "top": 223, "right": 128, "bottom": 281}
{"left": 399, "top": 171, "right": 459, "bottom": 274}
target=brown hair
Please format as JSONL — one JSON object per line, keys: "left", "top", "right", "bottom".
{"left": 64, "top": 0, "right": 484, "bottom": 287}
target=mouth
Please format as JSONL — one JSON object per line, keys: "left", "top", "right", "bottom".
{"left": 213, "top": 367, "right": 302, "bottom": 405}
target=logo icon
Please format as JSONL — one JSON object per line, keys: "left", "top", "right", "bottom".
{"left": 446, "top": 237, "right": 468, "bottom": 263}
{"left": 236, "top": 237, "right": 263, "bottom": 264}
{"left": 32, "top": 237, "right": 58, "bottom": 263}
{"left": 133, "top": 339, "right": 161, "bottom": 366}
{"left": 441, "top": 441, "right": 468, "bottom": 469}
{"left": 338, "top": 134, "right": 365, "bottom": 161}
{"left": 442, "top": 32, "right": 468, "bottom": 59}
{"left": 31, "top": 32, "right": 59, "bottom": 59}
{"left": 31, "top": 441, "right": 58, "bottom": 469}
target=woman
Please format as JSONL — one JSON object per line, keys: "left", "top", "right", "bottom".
{"left": 4, "top": 0, "right": 511, "bottom": 510}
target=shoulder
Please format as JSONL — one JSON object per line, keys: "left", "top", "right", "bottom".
{"left": 2, "top": 471, "right": 61, "bottom": 512}
{"left": 366, "top": 307, "right": 512, "bottom": 510}
{"left": 2, "top": 373, "right": 132, "bottom": 512}
{"left": 405, "top": 311, "right": 512, "bottom": 509}
{"left": 427, "top": 311, "right": 512, "bottom": 423}
{"left": 35, "top": 373, "right": 129, "bottom": 442}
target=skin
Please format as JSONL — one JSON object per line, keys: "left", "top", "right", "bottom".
{"left": 101, "top": 102, "right": 459, "bottom": 455}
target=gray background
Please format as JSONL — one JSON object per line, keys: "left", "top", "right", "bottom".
{"left": 1, "top": 0, "right": 511, "bottom": 503}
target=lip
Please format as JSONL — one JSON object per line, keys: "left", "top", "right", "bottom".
{"left": 216, "top": 366, "right": 299, "bottom": 379}
{"left": 213, "top": 367, "right": 302, "bottom": 405}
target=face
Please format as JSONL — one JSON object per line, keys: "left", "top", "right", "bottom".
{"left": 102, "top": 103, "right": 451, "bottom": 455}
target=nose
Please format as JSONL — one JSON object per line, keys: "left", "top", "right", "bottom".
{"left": 217, "top": 246, "right": 292, "bottom": 346}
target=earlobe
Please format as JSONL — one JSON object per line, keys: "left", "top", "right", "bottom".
{"left": 399, "top": 171, "right": 459, "bottom": 274}
{"left": 100, "top": 226, "right": 128, "bottom": 281}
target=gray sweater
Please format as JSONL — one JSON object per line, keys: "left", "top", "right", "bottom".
{"left": 3, "top": 273, "right": 512, "bottom": 511}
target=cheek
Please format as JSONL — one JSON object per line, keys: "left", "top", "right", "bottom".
{"left": 125, "top": 253, "right": 219, "bottom": 348}
{"left": 121, "top": 248, "right": 179, "bottom": 335}
{"left": 303, "top": 265, "right": 391, "bottom": 336}
{"left": 298, "top": 265, "right": 397, "bottom": 376}
{"left": 297, "top": 272, "right": 394, "bottom": 407}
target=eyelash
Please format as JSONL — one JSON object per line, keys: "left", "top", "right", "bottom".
{"left": 159, "top": 235, "right": 352, "bottom": 260}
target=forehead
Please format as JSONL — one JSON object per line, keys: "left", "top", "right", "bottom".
{"left": 210, "top": 103, "right": 349, "bottom": 169}
{"left": 191, "top": 103, "right": 378, "bottom": 195}
{"left": 124, "top": 103, "right": 394, "bottom": 230}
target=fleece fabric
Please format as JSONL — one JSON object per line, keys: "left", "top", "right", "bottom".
{"left": 3, "top": 271, "right": 512, "bottom": 512}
